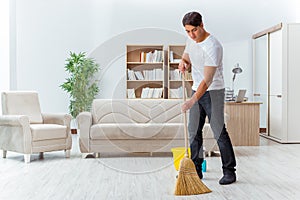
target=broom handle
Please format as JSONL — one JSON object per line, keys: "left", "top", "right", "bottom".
{"left": 182, "top": 72, "right": 189, "bottom": 157}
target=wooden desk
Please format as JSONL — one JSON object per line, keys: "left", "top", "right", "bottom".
{"left": 225, "top": 102, "right": 261, "bottom": 146}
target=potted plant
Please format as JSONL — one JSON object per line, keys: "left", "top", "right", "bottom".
{"left": 60, "top": 52, "right": 99, "bottom": 133}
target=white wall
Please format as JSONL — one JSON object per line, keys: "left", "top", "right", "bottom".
{"left": 6, "top": 0, "right": 300, "bottom": 113}
{"left": 0, "top": 0, "right": 10, "bottom": 114}
{"left": 89, "top": 28, "right": 186, "bottom": 99}
{"left": 223, "top": 40, "right": 252, "bottom": 97}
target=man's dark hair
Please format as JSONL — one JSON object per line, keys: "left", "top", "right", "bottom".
{"left": 182, "top": 11, "right": 202, "bottom": 27}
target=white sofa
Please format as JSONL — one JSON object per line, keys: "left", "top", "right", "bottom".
{"left": 76, "top": 99, "right": 219, "bottom": 157}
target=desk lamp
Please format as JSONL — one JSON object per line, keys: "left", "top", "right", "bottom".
{"left": 232, "top": 63, "right": 243, "bottom": 92}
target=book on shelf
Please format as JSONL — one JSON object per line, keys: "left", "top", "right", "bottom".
{"left": 173, "top": 58, "right": 181, "bottom": 63}
{"left": 127, "top": 88, "right": 136, "bottom": 98}
{"left": 147, "top": 88, "right": 154, "bottom": 98}
{"left": 153, "top": 88, "right": 163, "bottom": 98}
{"left": 152, "top": 68, "right": 163, "bottom": 80}
{"left": 141, "top": 87, "right": 163, "bottom": 98}
{"left": 140, "top": 52, "right": 146, "bottom": 62}
{"left": 143, "top": 70, "right": 149, "bottom": 80}
{"left": 152, "top": 88, "right": 160, "bottom": 98}
{"left": 134, "top": 71, "right": 144, "bottom": 80}
{"left": 169, "top": 86, "right": 187, "bottom": 98}
{"left": 141, "top": 87, "right": 149, "bottom": 98}
{"left": 152, "top": 50, "right": 163, "bottom": 62}
{"left": 169, "top": 69, "right": 181, "bottom": 80}
{"left": 140, "top": 50, "right": 163, "bottom": 63}
{"left": 169, "top": 70, "right": 192, "bottom": 81}
{"left": 169, "top": 51, "right": 174, "bottom": 63}
{"left": 142, "top": 69, "right": 163, "bottom": 80}
{"left": 129, "top": 69, "right": 163, "bottom": 81}
{"left": 145, "top": 52, "right": 152, "bottom": 63}
{"left": 127, "top": 69, "right": 136, "bottom": 80}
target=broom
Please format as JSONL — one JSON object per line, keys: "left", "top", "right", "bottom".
{"left": 174, "top": 72, "right": 212, "bottom": 195}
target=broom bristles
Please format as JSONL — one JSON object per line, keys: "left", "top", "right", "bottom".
{"left": 174, "top": 157, "right": 212, "bottom": 195}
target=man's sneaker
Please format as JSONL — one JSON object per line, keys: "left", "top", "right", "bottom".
{"left": 219, "top": 173, "right": 236, "bottom": 185}
{"left": 197, "top": 170, "right": 203, "bottom": 179}
{"left": 196, "top": 166, "right": 203, "bottom": 179}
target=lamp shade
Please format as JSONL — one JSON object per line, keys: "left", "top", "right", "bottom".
{"left": 232, "top": 63, "right": 243, "bottom": 74}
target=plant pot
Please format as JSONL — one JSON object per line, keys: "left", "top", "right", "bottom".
{"left": 70, "top": 118, "right": 77, "bottom": 134}
{"left": 71, "top": 129, "right": 77, "bottom": 134}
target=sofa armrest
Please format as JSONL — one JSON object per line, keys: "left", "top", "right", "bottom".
{"left": 76, "top": 112, "right": 92, "bottom": 131}
{"left": 76, "top": 112, "right": 92, "bottom": 153}
{"left": 0, "top": 115, "right": 32, "bottom": 153}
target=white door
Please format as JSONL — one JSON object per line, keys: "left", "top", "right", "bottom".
{"left": 287, "top": 24, "right": 300, "bottom": 141}
{"left": 269, "top": 30, "right": 283, "bottom": 140}
{"left": 253, "top": 35, "right": 268, "bottom": 131}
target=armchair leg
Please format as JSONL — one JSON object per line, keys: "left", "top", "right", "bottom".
{"left": 24, "top": 154, "right": 31, "bottom": 163}
{"left": 65, "top": 150, "right": 71, "bottom": 158}
{"left": 3, "top": 150, "right": 7, "bottom": 158}
{"left": 95, "top": 152, "right": 100, "bottom": 158}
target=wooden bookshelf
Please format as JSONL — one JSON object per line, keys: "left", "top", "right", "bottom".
{"left": 126, "top": 45, "right": 164, "bottom": 99}
{"left": 167, "top": 45, "right": 193, "bottom": 99}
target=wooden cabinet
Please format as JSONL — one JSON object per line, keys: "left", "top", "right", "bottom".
{"left": 252, "top": 23, "right": 300, "bottom": 143}
{"left": 167, "top": 45, "right": 193, "bottom": 99}
{"left": 225, "top": 102, "right": 261, "bottom": 146}
{"left": 126, "top": 45, "right": 164, "bottom": 99}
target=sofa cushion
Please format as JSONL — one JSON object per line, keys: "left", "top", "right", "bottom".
{"left": 30, "top": 124, "right": 67, "bottom": 141}
{"left": 90, "top": 123, "right": 185, "bottom": 140}
{"left": 92, "top": 99, "right": 183, "bottom": 124}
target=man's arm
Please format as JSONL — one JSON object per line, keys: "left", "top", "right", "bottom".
{"left": 178, "top": 53, "right": 191, "bottom": 73}
{"left": 182, "top": 66, "right": 216, "bottom": 112}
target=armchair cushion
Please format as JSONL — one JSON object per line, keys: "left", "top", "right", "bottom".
{"left": 30, "top": 124, "right": 68, "bottom": 141}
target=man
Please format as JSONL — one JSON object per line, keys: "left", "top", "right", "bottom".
{"left": 179, "top": 11, "right": 237, "bottom": 185}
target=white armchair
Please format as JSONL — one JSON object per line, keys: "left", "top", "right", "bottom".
{"left": 0, "top": 91, "right": 72, "bottom": 163}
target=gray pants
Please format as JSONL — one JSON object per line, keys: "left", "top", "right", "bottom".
{"left": 188, "top": 89, "right": 236, "bottom": 174}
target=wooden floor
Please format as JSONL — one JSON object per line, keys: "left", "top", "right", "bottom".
{"left": 1, "top": 135, "right": 300, "bottom": 200}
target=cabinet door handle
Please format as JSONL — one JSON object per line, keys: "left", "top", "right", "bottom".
{"left": 253, "top": 93, "right": 261, "bottom": 96}
{"left": 270, "top": 94, "right": 282, "bottom": 98}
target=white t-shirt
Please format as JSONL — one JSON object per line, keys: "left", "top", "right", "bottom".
{"left": 184, "top": 35, "right": 225, "bottom": 91}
